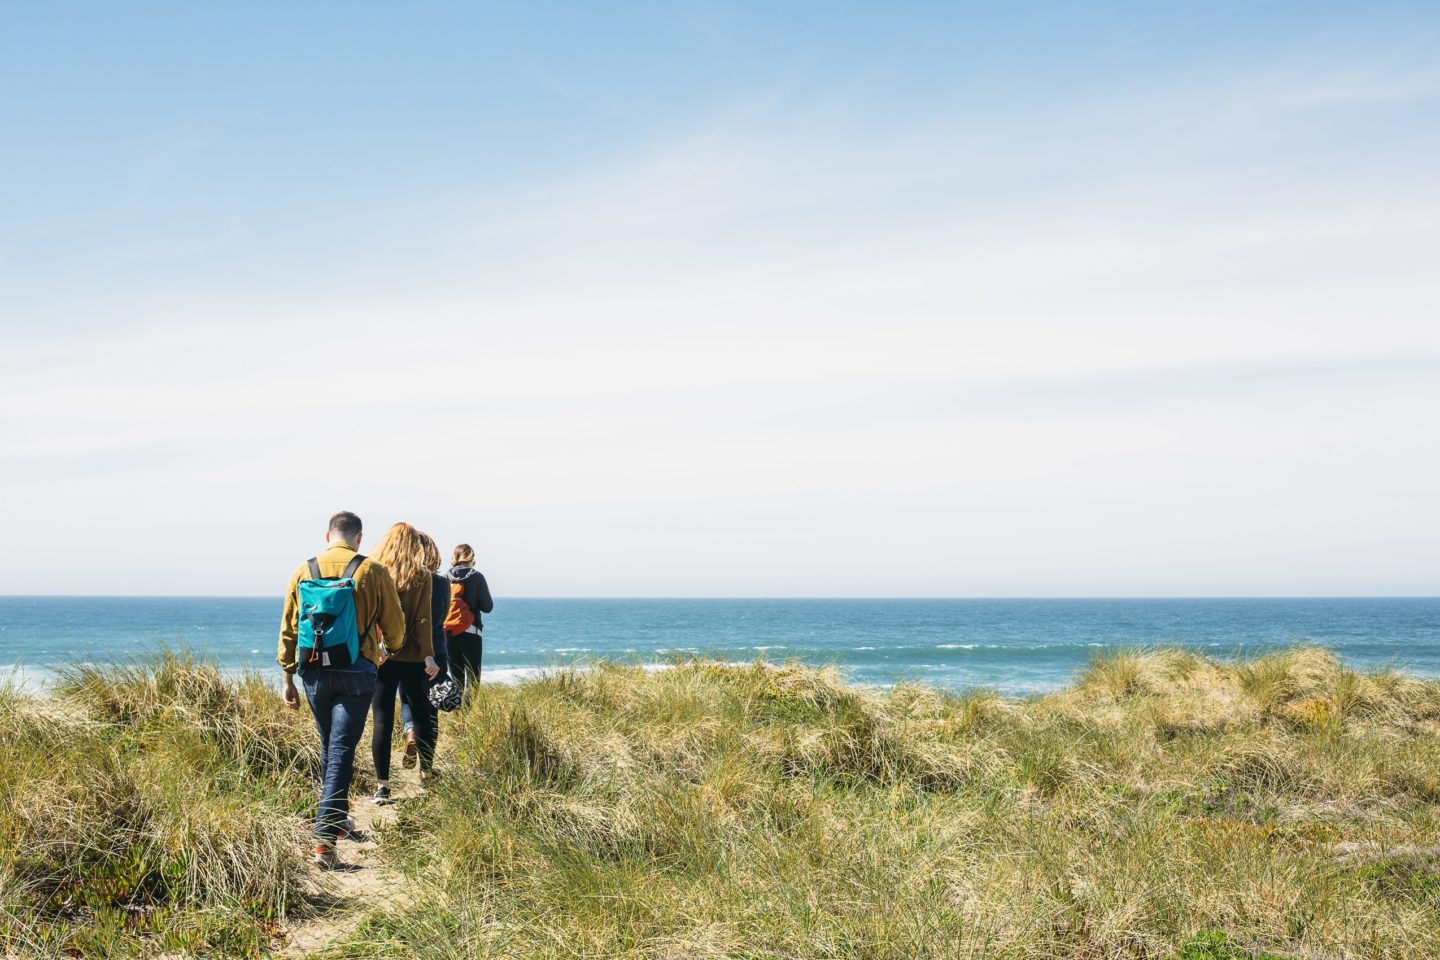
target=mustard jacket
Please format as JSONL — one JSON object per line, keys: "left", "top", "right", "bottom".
{"left": 386, "top": 576, "right": 435, "bottom": 663}
{"left": 277, "top": 542, "right": 406, "bottom": 672}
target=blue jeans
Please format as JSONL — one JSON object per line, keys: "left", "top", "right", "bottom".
{"left": 302, "top": 664, "right": 377, "bottom": 843}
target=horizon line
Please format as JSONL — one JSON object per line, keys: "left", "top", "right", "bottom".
{"left": 2, "top": 594, "right": 1437, "bottom": 601}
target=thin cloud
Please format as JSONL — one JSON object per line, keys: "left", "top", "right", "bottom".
{"left": 2, "top": 29, "right": 1438, "bottom": 595}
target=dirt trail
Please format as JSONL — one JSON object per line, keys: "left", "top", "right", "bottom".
{"left": 275, "top": 777, "right": 415, "bottom": 958}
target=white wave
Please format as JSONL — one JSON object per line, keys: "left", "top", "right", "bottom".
{"left": 2, "top": 664, "right": 55, "bottom": 694}
{"left": 481, "top": 666, "right": 552, "bottom": 685}
{"left": 482, "top": 662, "right": 686, "bottom": 685}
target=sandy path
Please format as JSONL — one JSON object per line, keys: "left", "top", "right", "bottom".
{"left": 275, "top": 779, "right": 411, "bottom": 958}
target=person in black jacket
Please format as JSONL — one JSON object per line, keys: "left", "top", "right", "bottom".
{"left": 400, "top": 532, "right": 450, "bottom": 770}
{"left": 447, "top": 542, "right": 493, "bottom": 696}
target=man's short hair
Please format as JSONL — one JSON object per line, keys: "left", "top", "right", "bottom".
{"left": 328, "top": 511, "right": 363, "bottom": 543}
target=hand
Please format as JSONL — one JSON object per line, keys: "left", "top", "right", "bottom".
{"left": 424, "top": 656, "right": 440, "bottom": 680}
{"left": 282, "top": 676, "right": 301, "bottom": 710}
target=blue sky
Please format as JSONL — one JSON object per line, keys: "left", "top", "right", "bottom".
{"left": 2, "top": 2, "right": 1438, "bottom": 595}
{"left": 8, "top": 1, "right": 1437, "bottom": 324}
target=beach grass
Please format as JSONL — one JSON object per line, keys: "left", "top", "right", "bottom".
{"left": 332, "top": 647, "right": 1440, "bottom": 960}
{"left": 2, "top": 647, "right": 1439, "bottom": 958}
{"left": 0, "top": 651, "right": 318, "bottom": 957}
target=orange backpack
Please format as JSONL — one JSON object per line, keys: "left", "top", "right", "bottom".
{"left": 443, "top": 581, "right": 475, "bottom": 637}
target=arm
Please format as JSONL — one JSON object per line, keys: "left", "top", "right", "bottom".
{"left": 373, "top": 565, "right": 408, "bottom": 657}
{"left": 277, "top": 567, "right": 302, "bottom": 708}
{"left": 430, "top": 576, "right": 449, "bottom": 667}
{"left": 413, "top": 576, "right": 435, "bottom": 661}
{"left": 469, "top": 572, "right": 494, "bottom": 615}
{"left": 402, "top": 577, "right": 439, "bottom": 678}
{"left": 277, "top": 567, "right": 302, "bottom": 671}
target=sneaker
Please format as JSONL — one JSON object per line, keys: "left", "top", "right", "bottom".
{"left": 401, "top": 732, "right": 418, "bottom": 769}
{"left": 335, "top": 817, "right": 366, "bottom": 843}
{"left": 372, "top": 784, "right": 394, "bottom": 806}
{"left": 312, "top": 844, "right": 338, "bottom": 870}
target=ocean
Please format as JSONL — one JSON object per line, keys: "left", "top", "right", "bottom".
{"left": 3, "top": 596, "right": 1438, "bottom": 694}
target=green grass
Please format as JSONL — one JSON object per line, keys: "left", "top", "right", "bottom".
{"left": 2, "top": 646, "right": 1439, "bottom": 958}
{"left": 337, "top": 648, "right": 1440, "bottom": 959}
{"left": 0, "top": 651, "right": 318, "bottom": 958}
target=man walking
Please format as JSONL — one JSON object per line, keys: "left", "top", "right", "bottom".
{"left": 278, "top": 511, "right": 405, "bottom": 868}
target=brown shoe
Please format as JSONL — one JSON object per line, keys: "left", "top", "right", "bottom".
{"left": 401, "top": 731, "right": 418, "bottom": 769}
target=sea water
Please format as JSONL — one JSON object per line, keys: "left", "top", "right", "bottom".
{"left": 1, "top": 597, "right": 1437, "bottom": 694}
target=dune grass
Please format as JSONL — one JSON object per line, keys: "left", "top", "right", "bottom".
{"left": 1, "top": 646, "right": 1438, "bottom": 958}
{"left": 0, "top": 651, "right": 319, "bottom": 958}
{"left": 333, "top": 647, "right": 1440, "bottom": 960}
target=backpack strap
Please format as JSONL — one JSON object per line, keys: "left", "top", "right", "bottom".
{"left": 307, "top": 554, "right": 365, "bottom": 581}
{"left": 342, "top": 554, "right": 378, "bottom": 654}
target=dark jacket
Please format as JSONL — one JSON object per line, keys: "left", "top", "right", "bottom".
{"left": 448, "top": 565, "right": 493, "bottom": 632}
{"left": 429, "top": 572, "right": 449, "bottom": 660}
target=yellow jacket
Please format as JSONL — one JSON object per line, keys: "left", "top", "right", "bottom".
{"left": 277, "top": 542, "right": 406, "bottom": 672}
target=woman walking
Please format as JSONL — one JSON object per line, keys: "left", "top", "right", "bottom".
{"left": 400, "top": 532, "right": 449, "bottom": 769}
{"left": 368, "top": 522, "right": 440, "bottom": 804}
{"left": 446, "top": 543, "right": 493, "bottom": 696}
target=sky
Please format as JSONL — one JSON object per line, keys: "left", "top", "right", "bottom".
{"left": 2, "top": 1, "right": 1438, "bottom": 597}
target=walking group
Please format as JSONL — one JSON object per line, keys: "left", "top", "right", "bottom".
{"left": 277, "top": 511, "right": 493, "bottom": 868}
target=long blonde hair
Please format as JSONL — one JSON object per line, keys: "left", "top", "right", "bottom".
{"left": 419, "top": 532, "right": 442, "bottom": 575}
{"left": 451, "top": 543, "right": 475, "bottom": 568}
{"left": 371, "top": 522, "right": 429, "bottom": 592}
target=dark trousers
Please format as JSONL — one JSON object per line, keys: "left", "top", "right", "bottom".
{"left": 373, "top": 659, "right": 434, "bottom": 779}
{"left": 302, "top": 666, "right": 376, "bottom": 843}
{"left": 450, "top": 632, "right": 482, "bottom": 696}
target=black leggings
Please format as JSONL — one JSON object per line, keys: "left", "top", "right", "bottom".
{"left": 372, "top": 659, "right": 434, "bottom": 778}
{"left": 450, "top": 633, "right": 482, "bottom": 696}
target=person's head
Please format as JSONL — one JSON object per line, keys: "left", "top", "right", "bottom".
{"left": 371, "top": 522, "right": 428, "bottom": 591}
{"left": 419, "top": 532, "right": 442, "bottom": 575}
{"left": 326, "top": 511, "right": 363, "bottom": 547}
{"left": 451, "top": 543, "right": 475, "bottom": 569}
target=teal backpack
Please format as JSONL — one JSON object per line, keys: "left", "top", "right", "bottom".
{"left": 297, "top": 555, "right": 366, "bottom": 670}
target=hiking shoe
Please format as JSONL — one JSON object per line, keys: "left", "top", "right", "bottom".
{"left": 401, "top": 732, "right": 418, "bottom": 769}
{"left": 335, "top": 817, "right": 367, "bottom": 843}
{"left": 372, "top": 785, "right": 394, "bottom": 806}
{"left": 312, "top": 844, "right": 338, "bottom": 870}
